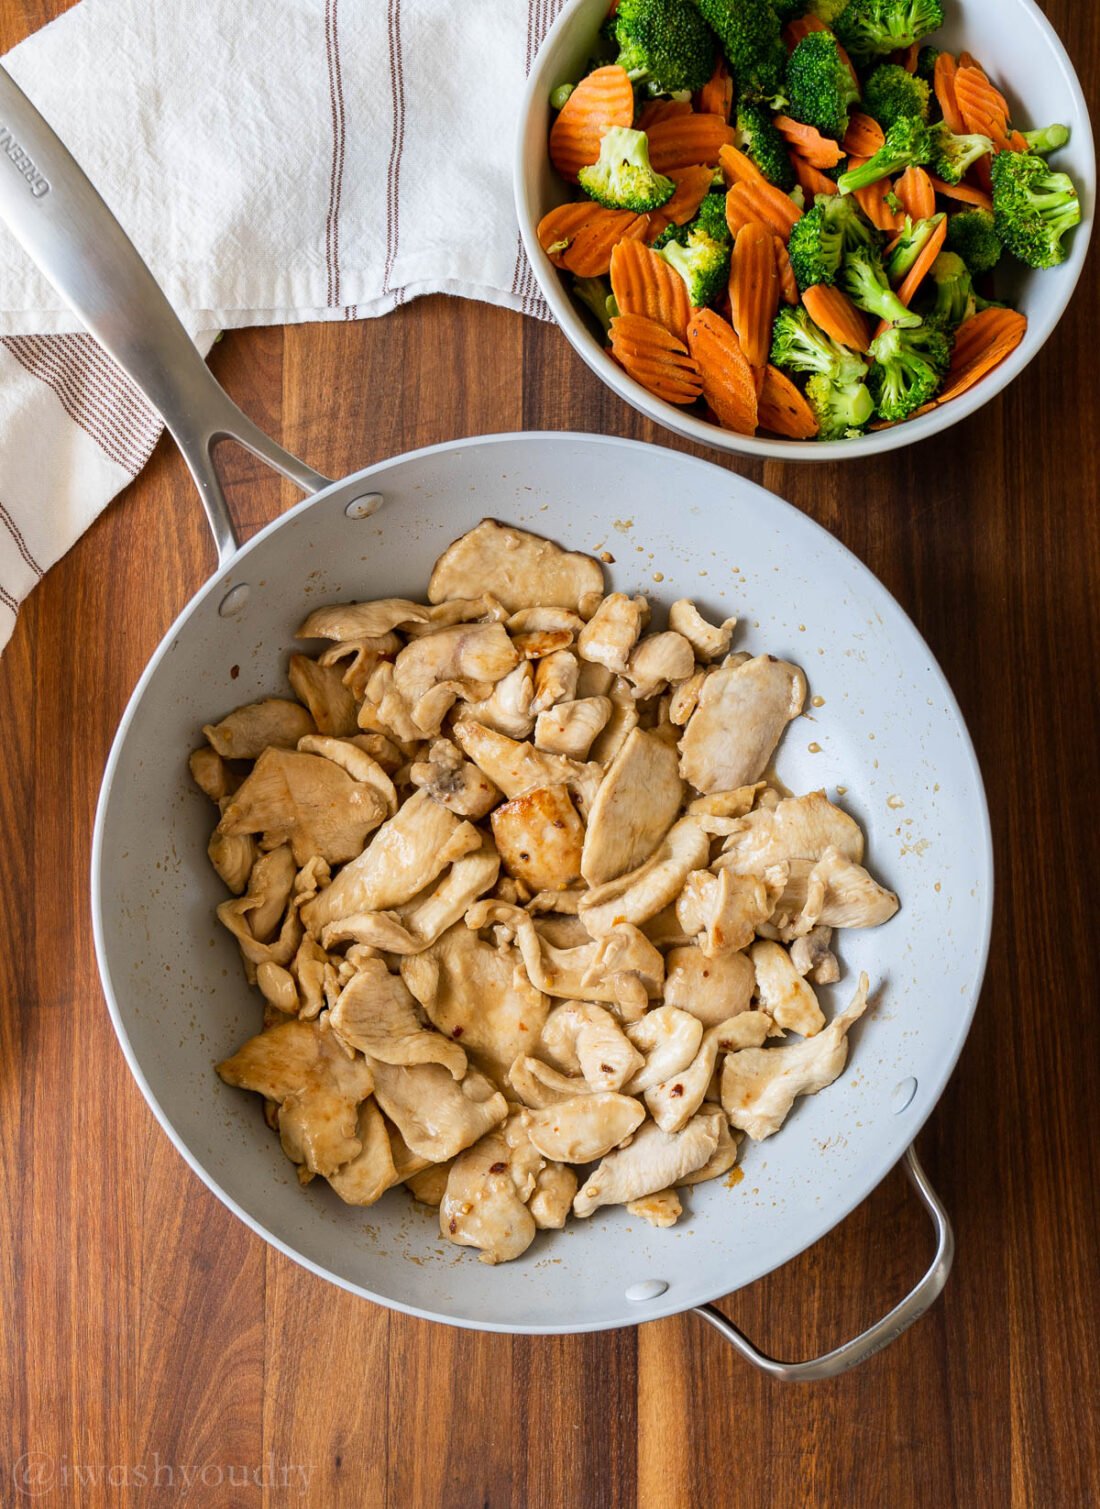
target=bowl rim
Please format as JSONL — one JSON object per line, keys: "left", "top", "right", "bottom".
{"left": 514, "top": 0, "right": 1096, "bottom": 461}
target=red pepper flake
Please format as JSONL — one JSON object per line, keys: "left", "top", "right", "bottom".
{"left": 489, "top": 1161, "right": 507, "bottom": 1174}
{"left": 229, "top": 664, "right": 240, "bottom": 679}
{"left": 448, "top": 1218, "right": 457, "bottom": 1233}
{"left": 600, "top": 1063, "right": 614, "bottom": 1074}
{"left": 670, "top": 1084, "right": 684, "bottom": 1097}
{"left": 452, "top": 1026, "right": 464, "bottom": 1038}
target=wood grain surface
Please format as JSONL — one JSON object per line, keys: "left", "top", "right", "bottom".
{"left": 1, "top": 3, "right": 1098, "bottom": 1505}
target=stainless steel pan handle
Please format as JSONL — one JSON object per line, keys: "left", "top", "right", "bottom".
{"left": 693, "top": 1146, "right": 953, "bottom": 1381}
{"left": 0, "top": 66, "right": 330, "bottom": 566}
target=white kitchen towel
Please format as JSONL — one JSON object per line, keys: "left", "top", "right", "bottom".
{"left": 0, "top": 0, "right": 565, "bottom": 653}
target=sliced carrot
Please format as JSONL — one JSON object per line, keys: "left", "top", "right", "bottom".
{"left": 609, "top": 313, "right": 703, "bottom": 405}
{"left": 538, "top": 203, "right": 649, "bottom": 276}
{"left": 730, "top": 222, "right": 781, "bottom": 369}
{"left": 954, "top": 66, "right": 1019, "bottom": 153}
{"left": 757, "top": 365, "right": 820, "bottom": 438}
{"left": 686, "top": 309, "right": 759, "bottom": 434}
{"left": 538, "top": 202, "right": 601, "bottom": 264}
{"left": 934, "top": 309, "right": 1027, "bottom": 404}
{"left": 957, "top": 50, "right": 983, "bottom": 72}
{"left": 843, "top": 112, "right": 886, "bottom": 158}
{"left": 637, "top": 98, "right": 693, "bottom": 131}
{"left": 970, "top": 154, "right": 994, "bottom": 196}
{"left": 773, "top": 116, "right": 847, "bottom": 170}
{"left": 791, "top": 155, "right": 839, "bottom": 199}
{"left": 783, "top": 15, "right": 829, "bottom": 50}
{"left": 726, "top": 180, "right": 802, "bottom": 241}
{"left": 895, "top": 166, "right": 936, "bottom": 222}
{"left": 895, "top": 43, "right": 920, "bottom": 73}
{"left": 610, "top": 239, "right": 692, "bottom": 344}
{"left": 648, "top": 113, "right": 735, "bottom": 173}
{"left": 696, "top": 57, "right": 733, "bottom": 122}
{"left": 549, "top": 65, "right": 635, "bottom": 181}
{"left": 773, "top": 237, "right": 799, "bottom": 304}
{"left": 803, "top": 282, "right": 872, "bottom": 352}
{"left": 646, "top": 165, "right": 715, "bottom": 241}
{"left": 845, "top": 160, "right": 904, "bottom": 233}
{"left": 928, "top": 175, "right": 994, "bottom": 209}
{"left": 718, "top": 144, "right": 769, "bottom": 188}
{"left": 934, "top": 53, "right": 966, "bottom": 136}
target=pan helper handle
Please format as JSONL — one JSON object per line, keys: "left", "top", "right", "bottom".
{"left": 693, "top": 1146, "right": 954, "bottom": 1381}
{"left": 0, "top": 66, "right": 330, "bottom": 566}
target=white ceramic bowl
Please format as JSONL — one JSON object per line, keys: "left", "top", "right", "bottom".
{"left": 515, "top": 0, "right": 1095, "bottom": 460}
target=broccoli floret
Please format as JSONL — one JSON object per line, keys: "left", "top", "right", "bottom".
{"left": 786, "top": 32, "right": 861, "bottom": 139}
{"left": 884, "top": 212, "right": 945, "bottom": 282}
{"left": 806, "top": 0, "right": 850, "bottom": 21}
{"left": 770, "top": 305, "right": 870, "bottom": 383}
{"left": 578, "top": 127, "right": 677, "bottom": 212}
{"left": 689, "top": 0, "right": 787, "bottom": 102}
{"left": 694, "top": 190, "right": 733, "bottom": 243}
{"left": 572, "top": 276, "right": 617, "bottom": 337}
{"left": 867, "top": 321, "right": 952, "bottom": 420}
{"left": 924, "top": 251, "right": 975, "bottom": 326}
{"left": 862, "top": 64, "right": 931, "bottom": 130}
{"left": 915, "top": 45, "right": 940, "bottom": 82}
{"left": 805, "top": 371, "right": 876, "bottom": 438}
{"left": 614, "top": 0, "right": 717, "bottom": 95}
{"left": 736, "top": 102, "right": 796, "bottom": 190}
{"left": 787, "top": 200, "right": 846, "bottom": 289}
{"left": 837, "top": 116, "right": 931, "bottom": 193}
{"left": 821, "top": 191, "right": 881, "bottom": 253}
{"left": 928, "top": 122, "right": 992, "bottom": 185}
{"left": 1022, "top": 123, "right": 1071, "bottom": 156}
{"left": 834, "top": 0, "right": 945, "bottom": 57}
{"left": 991, "top": 149, "right": 1081, "bottom": 270}
{"left": 841, "top": 246, "right": 922, "bottom": 326}
{"left": 773, "top": 0, "right": 809, "bottom": 19}
{"left": 944, "top": 207, "right": 1002, "bottom": 275}
{"left": 657, "top": 226, "right": 732, "bottom": 304}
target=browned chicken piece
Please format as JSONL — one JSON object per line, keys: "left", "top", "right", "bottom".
{"left": 439, "top": 1111, "right": 545, "bottom": 1263}
{"left": 326, "top": 1099, "right": 399, "bottom": 1206}
{"left": 296, "top": 598, "right": 429, "bottom": 640}
{"left": 679, "top": 656, "right": 807, "bottom": 794}
{"left": 789, "top": 925, "right": 840, "bottom": 985}
{"left": 531, "top": 649, "right": 580, "bottom": 714}
{"left": 218, "top": 747, "right": 388, "bottom": 867}
{"left": 675, "top": 866, "right": 783, "bottom": 957}
{"left": 668, "top": 668, "right": 706, "bottom": 727}
{"left": 217, "top": 852, "right": 303, "bottom": 974}
{"left": 405, "top": 595, "right": 508, "bottom": 633}
{"left": 297, "top": 734, "right": 398, "bottom": 816}
{"left": 534, "top": 697, "right": 612, "bottom": 760}
{"left": 189, "top": 746, "right": 241, "bottom": 804}
{"left": 512, "top": 629, "right": 575, "bottom": 660}
{"left": 581, "top": 728, "right": 683, "bottom": 887}
{"left": 348, "top": 731, "right": 405, "bottom": 775}
{"left": 404, "top": 1160, "right": 454, "bottom": 1207}
{"left": 401, "top": 922, "right": 549, "bottom": 1090}
{"left": 668, "top": 600, "right": 737, "bottom": 662}
{"left": 573, "top": 1112, "right": 721, "bottom": 1217}
{"left": 577, "top": 593, "right": 649, "bottom": 674}
{"left": 323, "top": 841, "right": 500, "bottom": 955}
{"left": 663, "top": 945, "right": 755, "bottom": 1026}
{"left": 203, "top": 697, "right": 316, "bottom": 759}
{"left": 627, "top": 1189, "right": 683, "bottom": 1228}
{"left": 369, "top": 1060, "right": 508, "bottom": 1163}
{"left": 645, "top": 1013, "right": 772, "bottom": 1133}
{"left": 624, "top": 632, "right": 695, "bottom": 700}
{"left": 256, "top": 961, "right": 299, "bottom": 1014}
{"left": 540, "top": 1002, "right": 645, "bottom": 1093}
{"left": 799, "top": 847, "right": 900, "bottom": 930}
{"left": 287, "top": 653, "right": 360, "bottom": 736}
{"left": 450, "top": 719, "right": 603, "bottom": 815}
{"left": 676, "top": 1111, "right": 739, "bottom": 1187}
{"left": 750, "top": 939, "right": 825, "bottom": 1037}
{"left": 528, "top": 1162, "right": 578, "bottom": 1228}
{"left": 207, "top": 829, "right": 257, "bottom": 895}
{"left": 721, "top": 974, "right": 869, "bottom": 1140}
{"left": 329, "top": 958, "right": 467, "bottom": 1078}
{"left": 507, "top": 607, "right": 585, "bottom": 635}
{"left": 491, "top": 785, "right": 585, "bottom": 892}
{"left": 428, "top": 520, "right": 604, "bottom": 614}
{"left": 291, "top": 934, "right": 332, "bottom": 1020}
{"left": 526, "top": 1092, "right": 645, "bottom": 1163}
{"left": 687, "top": 784, "right": 763, "bottom": 819}
{"left": 386, "top": 1121, "right": 433, "bottom": 1182}
{"left": 717, "top": 790, "right": 865, "bottom": 874}
{"left": 578, "top": 817, "right": 710, "bottom": 938}
{"left": 624, "top": 1007, "right": 705, "bottom": 1093}
{"left": 217, "top": 1018, "right": 375, "bottom": 1176}
{"left": 508, "top": 1055, "right": 594, "bottom": 1110}
{"left": 409, "top": 737, "right": 500, "bottom": 819}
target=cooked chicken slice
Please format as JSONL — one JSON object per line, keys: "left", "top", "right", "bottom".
{"left": 577, "top": 593, "right": 648, "bottom": 673}
{"left": 322, "top": 840, "right": 499, "bottom": 955}
{"left": 679, "top": 656, "right": 807, "bottom": 794}
{"left": 799, "top": 847, "right": 900, "bottom": 930}
{"left": 508, "top": 1054, "right": 593, "bottom": 1110}
{"left": 534, "top": 697, "right": 612, "bottom": 760}
{"left": 625, "top": 632, "right": 695, "bottom": 700}
{"left": 217, "top": 857, "right": 303, "bottom": 973}
{"left": 349, "top": 731, "right": 405, "bottom": 775}
{"left": 717, "top": 791, "right": 865, "bottom": 875}
{"left": 319, "top": 635, "right": 403, "bottom": 701}
{"left": 291, "top": 934, "right": 332, "bottom": 1020}
{"left": 645, "top": 1013, "right": 772, "bottom": 1133}
{"left": 676, "top": 867, "right": 785, "bottom": 957}
{"left": 439, "top": 1111, "right": 545, "bottom": 1265}
{"left": 581, "top": 728, "right": 682, "bottom": 887}
{"left": 676, "top": 1111, "right": 739, "bottom": 1186}
{"left": 328, "top": 959, "right": 467, "bottom": 1078}
{"left": 451, "top": 719, "right": 603, "bottom": 814}
{"left": 404, "top": 1160, "right": 454, "bottom": 1207}
{"left": 257, "top": 960, "right": 299, "bottom": 1014}
{"left": 668, "top": 669, "right": 706, "bottom": 727}
{"left": 460, "top": 661, "right": 536, "bottom": 739}
{"left": 624, "top": 1008, "right": 704, "bottom": 1093}
{"left": 640, "top": 903, "right": 694, "bottom": 949}
{"left": 578, "top": 817, "right": 710, "bottom": 938}
{"left": 288, "top": 653, "right": 359, "bottom": 736}
{"left": 540, "top": 1003, "right": 644, "bottom": 1092}
{"left": 429, "top": 520, "right": 604, "bottom": 614}
{"left": 512, "top": 628, "right": 575, "bottom": 660}
{"left": 688, "top": 785, "right": 763, "bottom": 819}
{"left": 297, "top": 734, "right": 398, "bottom": 816}
{"left": 507, "top": 607, "right": 585, "bottom": 635}
{"left": 392, "top": 624, "right": 519, "bottom": 735}
{"left": 218, "top": 747, "right": 388, "bottom": 867}
{"left": 301, "top": 791, "right": 479, "bottom": 932}
{"left": 203, "top": 697, "right": 316, "bottom": 759}
{"left": 531, "top": 649, "right": 580, "bottom": 714}
{"left": 589, "top": 676, "right": 639, "bottom": 764}
{"left": 190, "top": 746, "right": 241, "bottom": 804}
{"left": 528, "top": 1162, "right": 578, "bottom": 1229}
{"left": 369, "top": 1059, "right": 508, "bottom": 1162}
{"left": 576, "top": 659, "right": 614, "bottom": 698}
{"left": 401, "top": 922, "right": 549, "bottom": 1089}
{"left": 750, "top": 939, "right": 825, "bottom": 1037}
{"left": 207, "top": 830, "right": 257, "bottom": 894}
{"left": 297, "top": 598, "right": 429, "bottom": 640}
{"left": 491, "top": 785, "right": 585, "bottom": 892}
{"left": 668, "top": 600, "right": 737, "bottom": 662}
{"left": 217, "top": 1018, "right": 374, "bottom": 1176}
{"left": 527, "top": 1092, "right": 645, "bottom": 1163}
{"left": 402, "top": 595, "right": 508, "bottom": 634}
{"left": 409, "top": 737, "right": 500, "bottom": 819}
{"left": 790, "top": 925, "right": 840, "bottom": 985}
{"left": 357, "top": 662, "right": 422, "bottom": 744}
{"left": 386, "top": 1121, "right": 433, "bottom": 1182}
{"left": 627, "top": 1189, "right": 682, "bottom": 1228}
{"left": 663, "top": 945, "right": 755, "bottom": 1026}
{"left": 721, "top": 973, "right": 870, "bottom": 1140}
{"left": 242, "top": 845, "right": 297, "bottom": 940}
{"left": 326, "top": 1098, "right": 399, "bottom": 1206}
{"left": 573, "top": 1112, "right": 720, "bottom": 1217}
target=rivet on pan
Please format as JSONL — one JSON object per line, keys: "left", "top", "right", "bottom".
{"left": 891, "top": 1077, "right": 918, "bottom": 1114}
{"left": 218, "top": 584, "right": 251, "bottom": 619}
{"left": 345, "top": 493, "right": 383, "bottom": 519}
{"left": 625, "top": 1279, "right": 669, "bottom": 1303}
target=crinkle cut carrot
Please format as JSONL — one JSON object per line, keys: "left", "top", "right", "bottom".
{"left": 895, "top": 165, "right": 936, "bottom": 222}
{"left": 538, "top": 203, "right": 649, "bottom": 276}
{"left": 773, "top": 116, "right": 846, "bottom": 169}
{"left": 783, "top": 15, "right": 829, "bottom": 50}
{"left": 935, "top": 308, "right": 1027, "bottom": 403}
{"left": 610, "top": 238, "right": 692, "bottom": 344}
{"left": 637, "top": 98, "right": 693, "bottom": 131}
{"left": 645, "top": 165, "right": 715, "bottom": 241}
{"left": 845, "top": 159, "right": 905, "bottom": 232}
{"left": 686, "top": 308, "right": 759, "bottom": 434}
{"left": 791, "top": 155, "right": 839, "bottom": 199}
{"left": 730, "top": 221, "right": 781, "bottom": 369}
{"left": 609, "top": 313, "right": 704, "bottom": 405}
{"left": 726, "top": 179, "right": 802, "bottom": 241}
{"left": 648, "top": 113, "right": 736, "bottom": 172}
{"left": 549, "top": 65, "right": 635, "bottom": 180}
{"left": 803, "top": 282, "right": 871, "bottom": 351}
{"left": 537, "top": 202, "right": 601, "bottom": 265}
{"left": 953, "top": 66, "right": 1027, "bottom": 153}
{"left": 696, "top": 57, "right": 733, "bottom": 121}
{"left": 928, "top": 175, "right": 993, "bottom": 209}
{"left": 719, "top": 144, "right": 769, "bottom": 187}
{"left": 843, "top": 112, "right": 886, "bottom": 158}
{"left": 773, "top": 237, "right": 799, "bottom": 304}
{"left": 757, "top": 365, "right": 820, "bottom": 438}
{"left": 892, "top": 43, "right": 919, "bottom": 73}
{"left": 934, "top": 53, "right": 966, "bottom": 135}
